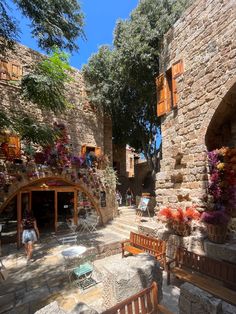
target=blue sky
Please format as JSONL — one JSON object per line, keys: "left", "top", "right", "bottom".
{"left": 7, "top": 0, "right": 139, "bottom": 69}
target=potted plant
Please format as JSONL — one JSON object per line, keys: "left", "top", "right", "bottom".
{"left": 204, "top": 147, "right": 234, "bottom": 243}
{"left": 201, "top": 210, "right": 230, "bottom": 243}
{"left": 158, "top": 206, "right": 200, "bottom": 236}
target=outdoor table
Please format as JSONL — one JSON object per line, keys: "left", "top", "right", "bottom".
{"left": 61, "top": 245, "right": 87, "bottom": 259}
{"left": 61, "top": 245, "right": 87, "bottom": 284}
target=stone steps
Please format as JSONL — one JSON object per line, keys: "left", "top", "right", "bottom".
{"left": 103, "top": 206, "right": 139, "bottom": 238}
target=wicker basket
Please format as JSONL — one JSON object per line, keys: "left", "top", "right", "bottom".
{"left": 207, "top": 224, "right": 228, "bottom": 244}
{"left": 172, "top": 222, "right": 191, "bottom": 237}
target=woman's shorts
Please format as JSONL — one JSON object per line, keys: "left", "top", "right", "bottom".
{"left": 22, "top": 229, "right": 37, "bottom": 244}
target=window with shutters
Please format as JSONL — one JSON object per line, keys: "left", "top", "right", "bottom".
{"left": 0, "top": 134, "right": 21, "bottom": 159}
{"left": 81, "top": 145, "right": 102, "bottom": 157}
{"left": 0, "top": 60, "right": 22, "bottom": 81}
{"left": 156, "top": 59, "right": 183, "bottom": 117}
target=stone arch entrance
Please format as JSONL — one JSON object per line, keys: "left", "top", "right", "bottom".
{"left": 205, "top": 81, "right": 236, "bottom": 150}
{"left": 0, "top": 176, "right": 102, "bottom": 248}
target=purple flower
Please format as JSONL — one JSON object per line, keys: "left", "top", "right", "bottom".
{"left": 201, "top": 210, "right": 230, "bottom": 225}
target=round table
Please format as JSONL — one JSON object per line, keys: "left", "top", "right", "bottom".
{"left": 61, "top": 246, "right": 87, "bottom": 283}
{"left": 61, "top": 245, "right": 87, "bottom": 258}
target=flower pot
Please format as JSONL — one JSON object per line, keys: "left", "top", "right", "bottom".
{"left": 206, "top": 224, "right": 228, "bottom": 244}
{"left": 172, "top": 222, "right": 191, "bottom": 237}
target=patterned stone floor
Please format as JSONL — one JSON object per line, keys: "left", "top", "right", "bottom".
{"left": 0, "top": 229, "right": 123, "bottom": 314}
{"left": 0, "top": 220, "right": 180, "bottom": 314}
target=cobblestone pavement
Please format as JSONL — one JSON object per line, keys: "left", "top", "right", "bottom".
{"left": 0, "top": 222, "right": 180, "bottom": 313}
{"left": 0, "top": 229, "right": 123, "bottom": 314}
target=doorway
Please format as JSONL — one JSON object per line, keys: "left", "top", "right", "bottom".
{"left": 32, "top": 191, "right": 55, "bottom": 231}
{"left": 57, "top": 192, "right": 74, "bottom": 223}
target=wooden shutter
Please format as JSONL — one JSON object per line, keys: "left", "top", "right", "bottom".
{"left": 0, "top": 60, "right": 11, "bottom": 80}
{"left": 0, "top": 60, "right": 22, "bottom": 81}
{"left": 7, "top": 135, "right": 21, "bottom": 158}
{"left": 11, "top": 62, "right": 22, "bottom": 80}
{"left": 156, "top": 73, "right": 168, "bottom": 117}
{"left": 81, "top": 144, "right": 87, "bottom": 155}
{"left": 171, "top": 60, "right": 184, "bottom": 108}
{"left": 95, "top": 147, "right": 102, "bottom": 157}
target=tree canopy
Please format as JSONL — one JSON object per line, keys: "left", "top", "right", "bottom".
{"left": 0, "top": 0, "right": 84, "bottom": 145}
{"left": 83, "top": 0, "right": 191, "bottom": 173}
{"left": 1, "top": 49, "right": 73, "bottom": 145}
{"left": 0, "top": 0, "right": 84, "bottom": 53}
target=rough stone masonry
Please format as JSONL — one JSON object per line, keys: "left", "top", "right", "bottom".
{"left": 156, "top": 0, "right": 236, "bottom": 211}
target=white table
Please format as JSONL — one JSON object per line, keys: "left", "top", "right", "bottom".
{"left": 61, "top": 246, "right": 87, "bottom": 284}
{"left": 61, "top": 245, "right": 87, "bottom": 258}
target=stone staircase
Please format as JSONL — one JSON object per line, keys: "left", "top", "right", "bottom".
{"left": 103, "top": 206, "right": 139, "bottom": 238}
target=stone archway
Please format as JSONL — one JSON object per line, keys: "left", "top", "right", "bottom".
{"left": 0, "top": 176, "right": 103, "bottom": 247}
{"left": 205, "top": 81, "right": 236, "bottom": 150}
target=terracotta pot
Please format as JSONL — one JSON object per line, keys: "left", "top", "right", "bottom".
{"left": 207, "top": 223, "right": 228, "bottom": 244}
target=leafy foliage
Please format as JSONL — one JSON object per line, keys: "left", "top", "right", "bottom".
{"left": 83, "top": 0, "right": 191, "bottom": 173}
{"left": 21, "top": 49, "right": 73, "bottom": 113}
{"left": 0, "top": 0, "right": 19, "bottom": 53}
{"left": 0, "top": 50, "right": 72, "bottom": 144}
{"left": 12, "top": 114, "right": 60, "bottom": 145}
{"left": 3, "top": 0, "right": 84, "bottom": 52}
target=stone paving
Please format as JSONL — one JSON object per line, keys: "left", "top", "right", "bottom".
{"left": 0, "top": 220, "right": 180, "bottom": 313}
{"left": 0, "top": 229, "right": 123, "bottom": 314}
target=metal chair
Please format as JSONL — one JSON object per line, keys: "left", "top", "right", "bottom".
{"left": 83, "top": 214, "right": 100, "bottom": 233}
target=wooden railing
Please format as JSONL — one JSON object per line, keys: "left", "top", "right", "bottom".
{"left": 102, "top": 282, "right": 158, "bottom": 314}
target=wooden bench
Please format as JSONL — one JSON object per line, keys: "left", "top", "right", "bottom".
{"left": 167, "top": 247, "right": 236, "bottom": 305}
{"left": 102, "top": 281, "right": 173, "bottom": 314}
{"left": 121, "top": 232, "right": 166, "bottom": 269}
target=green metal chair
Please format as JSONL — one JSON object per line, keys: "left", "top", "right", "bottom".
{"left": 71, "top": 254, "right": 97, "bottom": 289}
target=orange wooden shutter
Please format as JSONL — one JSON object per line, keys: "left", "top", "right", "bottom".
{"left": 0, "top": 60, "right": 11, "bottom": 80}
{"left": 8, "top": 135, "right": 21, "bottom": 158}
{"left": 81, "top": 144, "right": 87, "bottom": 155}
{"left": 95, "top": 147, "right": 102, "bottom": 157}
{"left": 11, "top": 62, "right": 22, "bottom": 80}
{"left": 156, "top": 73, "right": 168, "bottom": 117}
{"left": 171, "top": 60, "right": 184, "bottom": 108}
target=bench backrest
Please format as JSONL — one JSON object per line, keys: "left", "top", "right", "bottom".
{"left": 102, "top": 281, "right": 158, "bottom": 314}
{"left": 175, "top": 247, "right": 236, "bottom": 288}
{"left": 130, "top": 232, "right": 166, "bottom": 256}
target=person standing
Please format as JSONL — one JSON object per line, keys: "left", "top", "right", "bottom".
{"left": 116, "top": 189, "right": 122, "bottom": 206}
{"left": 126, "top": 188, "right": 133, "bottom": 206}
{"left": 21, "top": 210, "right": 40, "bottom": 264}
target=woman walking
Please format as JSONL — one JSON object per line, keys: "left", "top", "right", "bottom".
{"left": 21, "top": 210, "right": 40, "bottom": 264}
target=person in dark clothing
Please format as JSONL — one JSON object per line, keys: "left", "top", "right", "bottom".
{"left": 20, "top": 210, "right": 40, "bottom": 264}
{"left": 126, "top": 187, "right": 134, "bottom": 206}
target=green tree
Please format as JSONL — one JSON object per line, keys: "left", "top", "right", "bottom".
{"left": 0, "top": 0, "right": 84, "bottom": 144}
{"left": 0, "top": 0, "right": 84, "bottom": 53}
{"left": 1, "top": 50, "right": 72, "bottom": 145}
{"left": 83, "top": 0, "right": 191, "bottom": 174}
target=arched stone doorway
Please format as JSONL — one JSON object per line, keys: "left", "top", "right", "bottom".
{"left": 205, "top": 82, "right": 236, "bottom": 150}
{"left": 0, "top": 177, "right": 102, "bottom": 248}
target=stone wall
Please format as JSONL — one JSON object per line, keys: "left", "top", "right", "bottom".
{"left": 0, "top": 41, "right": 114, "bottom": 224}
{"left": 0, "top": 41, "right": 110, "bottom": 155}
{"left": 179, "top": 283, "right": 236, "bottom": 314}
{"left": 156, "top": 0, "right": 236, "bottom": 209}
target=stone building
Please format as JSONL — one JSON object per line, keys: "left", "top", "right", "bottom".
{"left": 0, "top": 41, "right": 115, "bottom": 246}
{"left": 155, "top": 0, "right": 236, "bottom": 211}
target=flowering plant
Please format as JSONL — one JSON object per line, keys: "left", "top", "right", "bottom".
{"left": 201, "top": 210, "right": 230, "bottom": 225}
{"left": 158, "top": 206, "right": 200, "bottom": 236}
{"left": 207, "top": 147, "right": 236, "bottom": 215}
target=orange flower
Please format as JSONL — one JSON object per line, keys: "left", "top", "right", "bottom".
{"left": 159, "top": 208, "right": 173, "bottom": 220}
{"left": 172, "top": 208, "right": 185, "bottom": 223}
{"left": 185, "top": 207, "right": 200, "bottom": 220}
